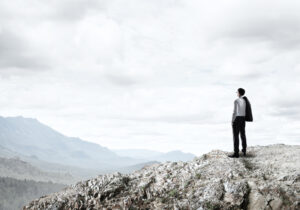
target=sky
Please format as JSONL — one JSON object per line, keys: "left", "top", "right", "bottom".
{"left": 1, "top": 0, "right": 300, "bottom": 155}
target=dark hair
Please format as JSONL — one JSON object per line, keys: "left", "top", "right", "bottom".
{"left": 238, "top": 88, "right": 245, "bottom": 96}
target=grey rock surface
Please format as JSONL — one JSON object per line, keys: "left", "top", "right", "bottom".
{"left": 23, "top": 144, "right": 300, "bottom": 210}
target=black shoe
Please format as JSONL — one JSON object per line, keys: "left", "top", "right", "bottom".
{"left": 228, "top": 153, "right": 239, "bottom": 158}
{"left": 242, "top": 149, "right": 246, "bottom": 156}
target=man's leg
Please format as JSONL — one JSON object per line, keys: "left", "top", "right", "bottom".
{"left": 232, "top": 118, "right": 240, "bottom": 155}
{"left": 240, "top": 118, "right": 247, "bottom": 153}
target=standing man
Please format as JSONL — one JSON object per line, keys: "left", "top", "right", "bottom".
{"left": 228, "top": 88, "right": 253, "bottom": 158}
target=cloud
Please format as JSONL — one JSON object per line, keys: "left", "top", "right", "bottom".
{"left": 269, "top": 96, "right": 300, "bottom": 120}
{"left": 1, "top": 0, "right": 300, "bottom": 154}
{"left": 0, "top": 28, "right": 49, "bottom": 73}
{"left": 271, "top": 107, "right": 300, "bottom": 119}
{"left": 104, "top": 74, "right": 139, "bottom": 87}
{"left": 0, "top": 0, "right": 103, "bottom": 22}
{"left": 105, "top": 113, "right": 212, "bottom": 124}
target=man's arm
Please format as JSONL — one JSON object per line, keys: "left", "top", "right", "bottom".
{"left": 232, "top": 100, "right": 237, "bottom": 123}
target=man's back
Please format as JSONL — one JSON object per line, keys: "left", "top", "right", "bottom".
{"left": 232, "top": 97, "right": 246, "bottom": 122}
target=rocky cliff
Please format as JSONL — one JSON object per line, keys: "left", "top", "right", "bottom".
{"left": 24, "top": 144, "right": 300, "bottom": 210}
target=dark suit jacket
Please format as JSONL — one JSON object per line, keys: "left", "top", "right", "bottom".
{"left": 242, "top": 96, "right": 253, "bottom": 122}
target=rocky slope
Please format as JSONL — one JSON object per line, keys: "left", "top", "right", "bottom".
{"left": 24, "top": 144, "right": 300, "bottom": 210}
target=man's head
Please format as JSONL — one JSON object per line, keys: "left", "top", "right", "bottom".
{"left": 237, "top": 88, "right": 245, "bottom": 97}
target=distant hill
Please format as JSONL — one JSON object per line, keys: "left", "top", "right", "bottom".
{"left": 0, "top": 156, "right": 75, "bottom": 184}
{"left": 113, "top": 149, "right": 196, "bottom": 162}
{"left": 0, "top": 144, "right": 107, "bottom": 181}
{"left": 154, "top": 150, "right": 196, "bottom": 162}
{"left": 116, "top": 161, "right": 160, "bottom": 174}
{"left": 0, "top": 116, "right": 141, "bottom": 170}
{"left": 113, "top": 149, "right": 163, "bottom": 159}
{"left": 0, "top": 115, "right": 196, "bottom": 178}
{"left": 0, "top": 177, "right": 66, "bottom": 210}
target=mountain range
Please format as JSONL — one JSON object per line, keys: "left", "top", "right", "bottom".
{"left": 0, "top": 115, "right": 196, "bottom": 209}
{"left": 0, "top": 116, "right": 195, "bottom": 175}
{"left": 114, "top": 149, "right": 195, "bottom": 162}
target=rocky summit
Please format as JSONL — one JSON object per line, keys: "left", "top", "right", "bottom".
{"left": 24, "top": 144, "right": 300, "bottom": 210}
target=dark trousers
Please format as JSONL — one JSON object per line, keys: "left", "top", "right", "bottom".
{"left": 232, "top": 116, "right": 247, "bottom": 154}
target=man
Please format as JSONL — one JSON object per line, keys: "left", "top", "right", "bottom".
{"left": 228, "top": 88, "right": 253, "bottom": 158}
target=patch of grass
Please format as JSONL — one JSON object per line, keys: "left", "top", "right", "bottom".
{"left": 161, "top": 197, "right": 168, "bottom": 203}
{"left": 195, "top": 173, "right": 202, "bottom": 179}
{"left": 244, "top": 152, "right": 256, "bottom": 158}
{"left": 262, "top": 173, "right": 267, "bottom": 180}
{"left": 184, "top": 180, "right": 191, "bottom": 188}
{"left": 278, "top": 187, "right": 292, "bottom": 206}
{"left": 168, "top": 189, "right": 179, "bottom": 198}
{"left": 203, "top": 201, "right": 221, "bottom": 210}
{"left": 241, "top": 158, "right": 255, "bottom": 171}
{"left": 121, "top": 176, "right": 130, "bottom": 185}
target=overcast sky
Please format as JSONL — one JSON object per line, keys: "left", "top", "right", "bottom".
{"left": 1, "top": 0, "right": 300, "bottom": 155}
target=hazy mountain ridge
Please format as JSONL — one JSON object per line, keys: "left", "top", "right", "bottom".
{"left": 0, "top": 177, "right": 66, "bottom": 210}
{"left": 0, "top": 116, "right": 123, "bottom": 169}
{"left": 0, "top": 144, "right": 110, "bottom": 181}
{"left": 0, "top": 156, "right": 75, "bottom": 184}
{"left": 24, "top": 144, "right": 300, "bottom": 210}
{"left": 115, "top": 161, "right": 160, "bottom": 174}
{"left": 0, "top": 116, "right": 195, "bottom": 173}
{"left": 114, "top": 149, "right": 195, "bottom": 162}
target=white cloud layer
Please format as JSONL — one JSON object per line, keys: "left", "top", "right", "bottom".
{"left": 1, "top": 0, "right": 300, "bottom": 155}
